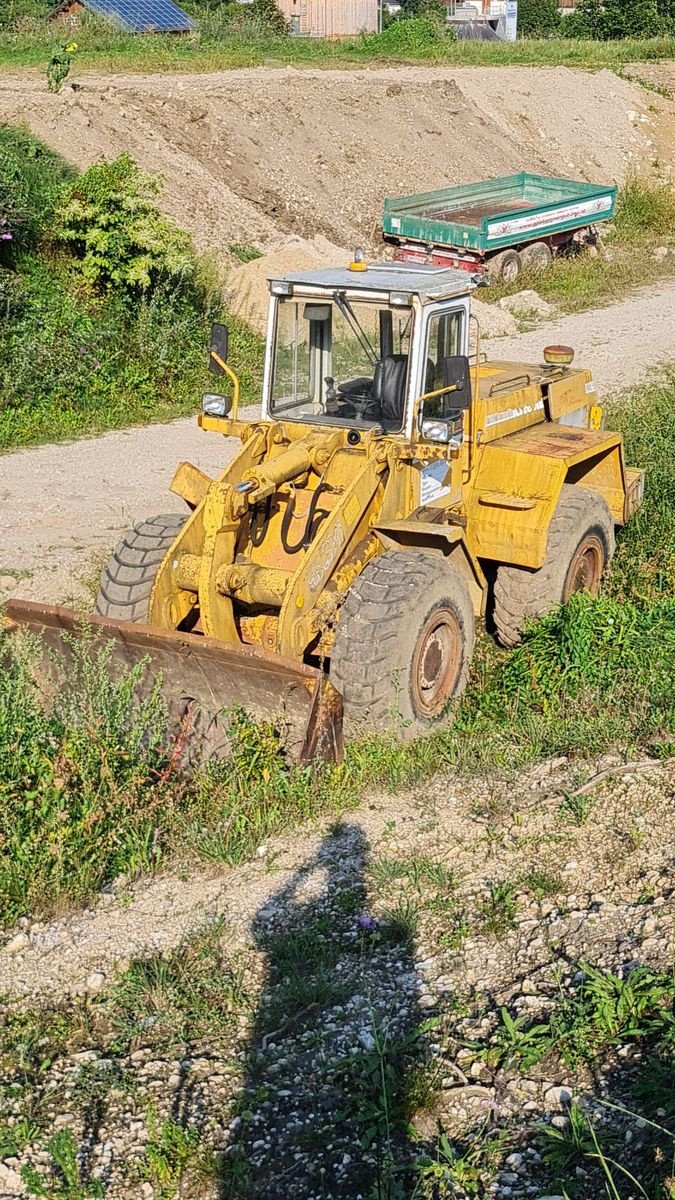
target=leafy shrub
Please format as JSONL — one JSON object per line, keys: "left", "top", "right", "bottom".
{"left": 246, "top": 0, "right": 287, "bottom": 34}
{"left": 517, "top": 0, "right": 560, "bottom": 36}
{"left": 562, "top": 0, "right": 672, "bottom": 38}
{"left": 0, "top": 122, "right": 75, "bottom": 258}
{"left": 56, "top": 153, "right": 194, "bottom": 294}
{"left": 361, "top": 16, "right": 449, "bottom": 56}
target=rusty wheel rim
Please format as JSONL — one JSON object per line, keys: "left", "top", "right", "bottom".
{"left": 563, "top": 534, "right": 605, "bottom": 602}
{"left": 411, "top": 607, "right": 463, "bottom": 719}
{"left": 502, "top": 256, "right": 520, "bottom": 284}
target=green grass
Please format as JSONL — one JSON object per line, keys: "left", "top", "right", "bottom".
{"left": 104, "top": 920, "right": 248, "bottom": 1052}
{"left": 2, "top": 17, "right": 675, "bottom": 74}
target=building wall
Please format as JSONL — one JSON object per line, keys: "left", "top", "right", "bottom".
{"left": 277, "top": 0, "right": 378, "bottom": 37}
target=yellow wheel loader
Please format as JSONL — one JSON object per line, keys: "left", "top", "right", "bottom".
{"left": 5, "top": 260, "right": 644, "bottom": 763}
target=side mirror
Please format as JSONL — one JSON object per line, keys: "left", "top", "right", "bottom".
{"left": 442, "top": 355, "right": 471, "bottom": 410}
{"left": 208, "top": 322, "right": 229, "bottom": 374}
{"left": 419, "top": 355, "right": 471, "bottom": 444}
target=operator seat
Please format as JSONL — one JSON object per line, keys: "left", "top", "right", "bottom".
{"left": 373, "top": 354, "right": 408, "bottom": 427}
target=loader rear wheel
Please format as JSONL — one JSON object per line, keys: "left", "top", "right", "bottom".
{"left": 330, "top": 551, "right": 475, "bottom": 737}
{"left": 95, "top": 513, "right": 187, "bottom": 623}
{"left": 492, "top": 485, "right": 615, "bottom": 649}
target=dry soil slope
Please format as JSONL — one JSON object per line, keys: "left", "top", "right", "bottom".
{"left": 0, "top": 65, "right": 673, "bottom": 255}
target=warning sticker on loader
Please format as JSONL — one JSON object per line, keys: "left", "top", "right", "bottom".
{"left": 420, "top": 460, "right": 452, "bottom": 505}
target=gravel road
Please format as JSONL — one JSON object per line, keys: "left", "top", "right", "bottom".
{"left": 2, "top": 281, "right": 674, "bottom": 607}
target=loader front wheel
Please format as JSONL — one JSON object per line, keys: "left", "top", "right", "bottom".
{"left": 95, "top": 513, "right": 187, "bottom": 623}
{"left": 330, "top": 551, "right": 475, "bottom": 737}
{"left": 492, "top": 485, "right": 615, "bottom": 649}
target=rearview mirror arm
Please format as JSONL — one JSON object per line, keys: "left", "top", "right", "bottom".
{"left": 210, "top": 351, "right": 241, "bottom": 422}
{"left": 412, "top": 380, "right": 469, "bottom": 432}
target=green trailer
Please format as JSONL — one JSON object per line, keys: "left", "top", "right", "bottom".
{"left": 382, "top": 172, "right": 617, "bottom": 283}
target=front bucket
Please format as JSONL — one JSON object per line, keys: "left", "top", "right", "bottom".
{"left": 2, "top": 601, "right": 343, "bottom": 766}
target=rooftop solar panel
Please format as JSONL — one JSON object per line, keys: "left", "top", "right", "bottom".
{"left": 85, "top": 0, "right": 197, "bottom": 33}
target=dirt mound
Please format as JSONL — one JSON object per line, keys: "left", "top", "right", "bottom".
{"left": 226, "top": 235, "right": 350, "bottom": 332}
{"left": 0, "top": 65, "right": 673, "bottom": 262}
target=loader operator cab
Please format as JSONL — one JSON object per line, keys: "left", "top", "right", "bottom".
{"left": 260, "top": 263, "right": 475, "bottom": 440}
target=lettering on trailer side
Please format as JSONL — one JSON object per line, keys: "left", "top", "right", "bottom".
{"left": 486, "top": 195, "right": 613, "bottom": 241}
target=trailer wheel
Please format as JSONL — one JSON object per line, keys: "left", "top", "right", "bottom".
{"left": 492, "top": 486, "right": 615, "bottom": 649}
{"left": 330, "top": 550, "right": 475, "bottom": 737}
{"left": 489, "top": 249, "right": 522, "bottom": 284}
{"left": 521, "top": 241, "right": 552, "bottom": 273}
{"left": 96, "top": 513, "right": 187, "bottom": 622}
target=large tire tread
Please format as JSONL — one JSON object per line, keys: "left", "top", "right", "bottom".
{"left": 493, "top": 485, "right": 615, "bottom": 648}
{"left": 96, "top": 512, "right": 187, "bottom": 623}
{"left": 330, "top": 550, "right": 475, "bottom": 735}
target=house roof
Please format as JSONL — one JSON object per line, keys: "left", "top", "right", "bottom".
{"left": 57, "top": 0, "right": 197, "bottom": 33}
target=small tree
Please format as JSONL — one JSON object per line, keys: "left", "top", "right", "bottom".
{"left": 56, "top": 154, "right": 194, "bottom": 294}
{"left": 247, "top": 0, "right": 288, "bottom": 33}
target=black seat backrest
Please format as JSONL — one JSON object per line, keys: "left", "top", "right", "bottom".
{"left": 372, "top": 354, "right": 408, "bottom": 425}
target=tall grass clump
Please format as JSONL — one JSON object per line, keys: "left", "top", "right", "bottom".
{"left": 614, "top": 176, "right": 675, "bottom": 242}
{"left": 0, "top": 629, "right": 184, "bottom": 922}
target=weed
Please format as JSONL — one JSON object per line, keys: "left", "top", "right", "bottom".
{"left": 370, "top": 855, "right": 454, "bottom": 892}
{"left": 229, "top": 242, "right": 263, "bottom": 263}
{"left": 479, "top": 882, "right": 519, "bottom": 937}
{"left": 412, "top": 1123, "right": 509, "bottom": 1198}
{"left": 20, "top": 1129, "right": 104, "bottom": 1199}
{"left": 482, "top": 962, "right": 675, "bottom": 1072}
{"left": 382, "top": 897, "right": 422, "bottom": 947}
{"left": 142, "top": 1113, "right": 217, "bottom": 1200}
{"left": 521, "top": 868, "right": 562, "bottom": 900}
{"left": 482, "top": 1006, "right": 552, "bottom": 1069}
{"left": 437, "top": 910, "right": 470, "bottom": 951}
{"left": 0, "top": 1115, "right": 40, "bottom": 1157}
{"left": 558, "top": 789, "right": 596, "bottom": 826}
{"left": 104, "top": 920, "right": 247, "bottom": 1052}
{"left": 538, "top": 1101, "right": 600, "bottom": 1174}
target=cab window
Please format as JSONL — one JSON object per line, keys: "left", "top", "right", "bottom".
{"left": 425, "top": 310, "right": 463, "bottom": 393}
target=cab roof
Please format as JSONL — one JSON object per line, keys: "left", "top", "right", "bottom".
{"left": 268, "top": 262, "right": 477, "bottom": 304}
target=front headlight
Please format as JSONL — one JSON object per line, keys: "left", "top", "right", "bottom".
{"left": 202, "top": 392, "right": 232, "bottom": 417}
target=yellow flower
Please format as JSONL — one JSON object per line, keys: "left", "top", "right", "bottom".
{"left": 65, "top": 41, "right": 78, "bottom": 52}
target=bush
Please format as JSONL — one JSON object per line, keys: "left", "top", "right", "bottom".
{"left": 56, "top": 153, "right": 194, "bottom": 294}
{"left": 517, "top": 0, "right": 560, "bottom": 36}
{"left": 361, "top": 16, "right": 449, "bottom": 55}
{"left": 0, "top": 123, "right": 75, "bottom": 259}
{"left": 562, "top": 0, "right": 672, "bottom": 38}
{"left": 0, "top": 130, "right": 267, "bottom": 448}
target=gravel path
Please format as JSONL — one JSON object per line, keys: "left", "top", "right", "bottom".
{"left": 1, "top": 755, "right": 673, "bottom": 1198}
{"left": 0, "top": 408, "right": 257, "bottom": 607}
{"left": 482, "top": 278, "right": 675, "bottom": 391}
{"left": 2, "top": 282, "right": 674, "bottom": 609}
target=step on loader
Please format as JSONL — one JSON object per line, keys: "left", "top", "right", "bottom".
{"left": 5, "top": 258, "right": 644, "bottom": 763}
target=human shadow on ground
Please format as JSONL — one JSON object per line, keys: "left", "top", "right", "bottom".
{"left": 219, "top": 822, "right": 435, "bottom": 1200}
